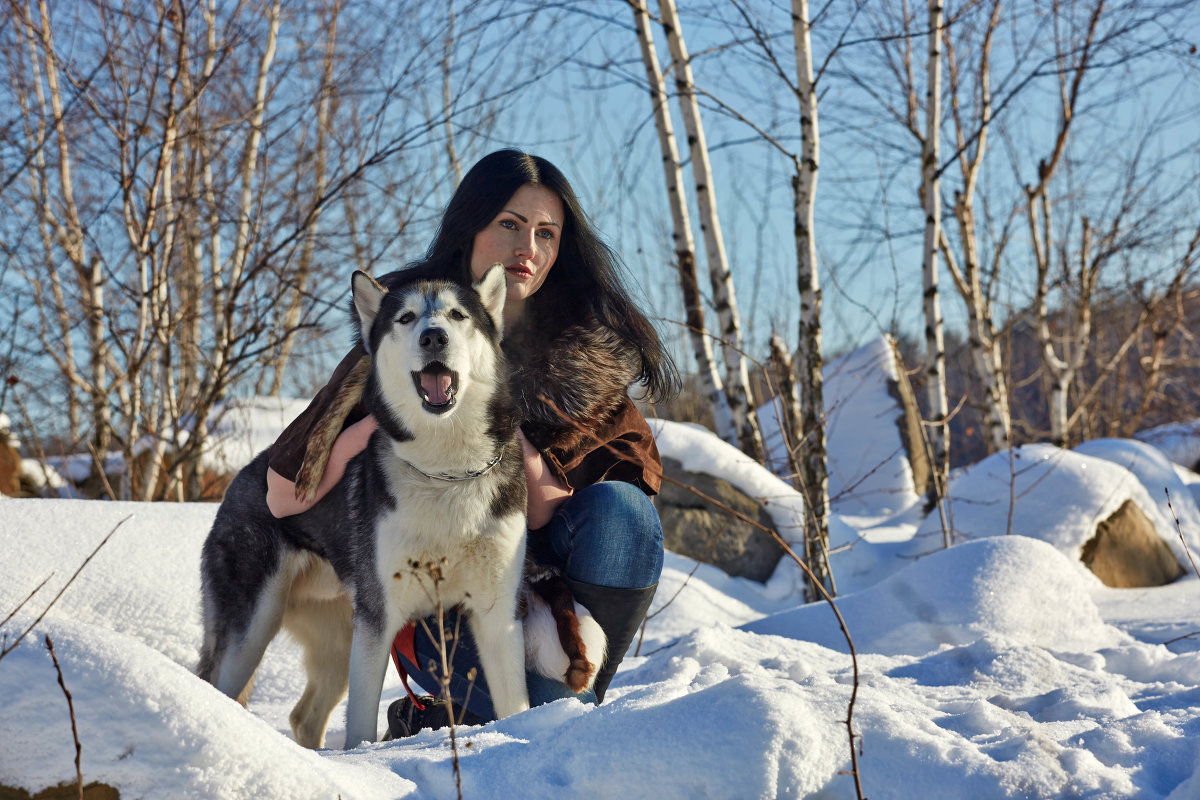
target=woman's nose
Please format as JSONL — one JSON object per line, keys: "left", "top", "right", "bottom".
{"left": 514, "top": 230, "right": 534, "bottom": 258}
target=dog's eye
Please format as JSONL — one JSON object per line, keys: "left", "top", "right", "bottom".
{"left": 449, "top": 309, "right": 467, "bottom": 321}
{"left": 398, "top": 311, "right": 416, "bottom": 324}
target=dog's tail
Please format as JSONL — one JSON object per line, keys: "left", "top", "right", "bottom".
{"left": 523, "top": 577, "right": 607, "bottom": 693}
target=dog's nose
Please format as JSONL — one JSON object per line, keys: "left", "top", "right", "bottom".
{"left": 419, "top": 327, "right": 449, "bottom": 352}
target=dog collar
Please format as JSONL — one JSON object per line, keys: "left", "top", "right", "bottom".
{"left": 405, "top": 451, "right": 504, "bottom": 482}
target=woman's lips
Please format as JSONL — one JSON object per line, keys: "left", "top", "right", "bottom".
{"left": 505, "top": 264, "right": 533, "bottom": 279}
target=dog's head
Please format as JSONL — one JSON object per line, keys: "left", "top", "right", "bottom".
{"left": 352, "top": 265, "right": 507, "bottom": 418}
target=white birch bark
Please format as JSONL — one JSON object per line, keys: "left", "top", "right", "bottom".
{"left": 1025, "top": 3, "right": 1103, "bottom": 447}
{"left": 922, "top": 0, "right": 950, "bottom": 507}
{"left": 214, "top": 0, "right": 281, "bottom": 382}
{"left": 442, "top": 1, "right": 462, "bottom": 183}
{"left": 943, "top": 0, "right": 1010, "bottom": 452}
{"left": 658, "top": 0, "right": 764, "bottom": 461}
{"left": 15, "top": 23, "right": 81, "bottom": 440}
{"left": 127, "top": 18, "right": 186, "bottom": 500}
{"left": 791, "top": 0, "right": 833, "bottom": 598}
{"left": 630, "top": 0, "right": 736, "bottom": 446}
{"left": 27, "top": 0, "right": 110, "bottom": 462}
{"left": 270, "top": 4, "right": 339, "bottom": 396}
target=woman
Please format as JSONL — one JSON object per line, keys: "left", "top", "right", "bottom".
{"left": 264, "top": 150, "right": 679, "bottom": 736}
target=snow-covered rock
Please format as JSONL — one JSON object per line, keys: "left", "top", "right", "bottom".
{"left": 916, "top": 443, "right": 1200, "bottom": 568}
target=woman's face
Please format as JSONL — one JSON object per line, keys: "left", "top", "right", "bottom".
{"left": 469, "top": 183, "right": 564, "bottom": 318}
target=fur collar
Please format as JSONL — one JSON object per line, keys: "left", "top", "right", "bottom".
{"left": 504, "top": 314, "right": 641, "bottom": 452}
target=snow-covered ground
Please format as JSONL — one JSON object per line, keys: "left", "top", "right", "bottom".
{"left": 23, "top": 398, "right": 312, "bottom": 489}
{"left": 2, "top": 412, "right": 1199, "bottom": 798}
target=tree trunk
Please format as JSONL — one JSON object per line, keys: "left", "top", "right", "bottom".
{"left": 941, "top": 1, "right": 1011, "bottom": 453}
{"left": 270, "top": 3, "right": 339, "bottom": 396}
{"left": 1025, "top": 3, "right": 1104, "bottom": 448}
{"left": 922, "top": 0, "right": 950, "bottom": 509}
{"left": 630, "top": 0, "right": 736, "bottom": 445}
{"left": 768, "top": 332, "right": 802, "bottom": 483}
{"left": 791, "top": 0, "right": 833, "bottom": 599}
{"left": 658, "top": 0, "right": 763, "bottom": 461}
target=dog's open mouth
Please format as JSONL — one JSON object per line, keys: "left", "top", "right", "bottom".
{"left": 412, "top": 362, "right": 459, "bottom": 413}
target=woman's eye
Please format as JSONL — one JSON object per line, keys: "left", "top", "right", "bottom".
{"left": 449, "top": 309, "right": 466, "bottom": 321}
{"left": 537, "top": 228, "right": 555, "bottom": 240}
{"left": 499, "top": 219, "right": 517, "bottom": 230}
{"left": 398, "top": 311, "right": 415, "bottom": 324}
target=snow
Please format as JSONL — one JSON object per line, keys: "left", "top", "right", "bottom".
{"left": 3, "top": 416, "right": 1200, "bottom": 798}
{"left": 1136, "top": 418, "right": 1200, "bottom": 472}
{"left": 28, "top": 397, "right": 311, "bottom": 491}
{"left": 759, "top": 336, "right": 922, "bottom": 518}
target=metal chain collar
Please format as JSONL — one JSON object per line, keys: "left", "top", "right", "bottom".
{"left": 404, "top": 450, "right": 504, "bottom": 482}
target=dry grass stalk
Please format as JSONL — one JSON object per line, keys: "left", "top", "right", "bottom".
{"left": 0, "top": 516, "right": 129, "bottom": 662}
{"left": 45, "top": 634, "right": 84, "bottom": 800}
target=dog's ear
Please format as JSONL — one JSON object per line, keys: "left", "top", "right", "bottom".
{"left": 473, "top": 262, "right": 508, "bottom": 335}
{"left": 352, "top": 271, "right": 387, "bottom": 352}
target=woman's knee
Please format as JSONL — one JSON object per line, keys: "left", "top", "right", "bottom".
{"left": 553, "top": 481, "right": 663, "bottom": 588}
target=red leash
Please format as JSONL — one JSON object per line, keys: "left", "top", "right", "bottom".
{"left": 389, "top": 623, "right": 426, "bottom": 711}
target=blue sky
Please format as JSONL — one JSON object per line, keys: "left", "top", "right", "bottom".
{"left": 441, "top": 1, "right": 1200, "bottom": 369}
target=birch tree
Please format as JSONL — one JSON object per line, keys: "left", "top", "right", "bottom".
{"left": 1024, "top": 2, "right": 1103, "bottom": 448}
{"left": 0, "top": 0, "right": 562, "bottom": 499}
{"left": 790, "top": 0, "right": 834, "bottom": 598}
{"left": 628, "top": 0, "right": 736, "bottom": 448}
{"left": 921, "top": 0, "right": 950, "bottom": 504}
{"left": 940, "top": 0, "right": 1011, "bottom": 453}
{"left": 658, "top": 0, "right": 765, "bottom": 461}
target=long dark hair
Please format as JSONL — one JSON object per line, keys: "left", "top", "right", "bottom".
{"left": 404, "top": 150, "right": 679, "bottom": 403}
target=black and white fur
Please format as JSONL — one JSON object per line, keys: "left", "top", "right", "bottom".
{"left": 198, "top": 266, "right": 602, "bottom": 749}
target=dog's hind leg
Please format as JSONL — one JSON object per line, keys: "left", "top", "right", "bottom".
{"left": 210, "top": 569, "right": 291, "bottom": 704}
{"left": 200, "top": 511, "right": 289, "bottom": 703}
{"left": 284, "top": 595, "right": 353, "bottom": 749}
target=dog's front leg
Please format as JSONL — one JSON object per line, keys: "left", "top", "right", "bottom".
{"left": 468, "top": 593, "right": 531, "bottom": 719}
{"left": 343, "top": 619, "right": 390, "bottom": 748}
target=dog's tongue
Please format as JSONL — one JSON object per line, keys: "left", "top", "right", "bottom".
{"left": 421, "top": 370, "right": 453, "bottom": 405}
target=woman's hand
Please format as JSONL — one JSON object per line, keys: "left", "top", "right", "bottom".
{"left": 265, "top": 415, "right": 378, "bottom": 518}
{"left": 517, "top": 428, "right": 573, "bottom": 529}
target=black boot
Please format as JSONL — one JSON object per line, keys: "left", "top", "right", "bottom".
{"left": 384, "top": 693, "right": 485, "bottom": 740}
{"left": 565, "top": 578, "right": 658, "bottom": 703}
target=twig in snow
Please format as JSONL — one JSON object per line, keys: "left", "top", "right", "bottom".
{"left": 45, "top": 634, "right": 83, "bottom": 800}
{"left": 0, "top": 573, "right": 53, "bottom": 631}
{"left": 1165, "top": 488, "right": 1199, "bottom": 579}
{"left": 659, "top": 471, "right": 867, "bottom": 800}
{"left": 0, "top": 516, "right": 130, "bottom": 662}
{"left": 409, "top": 559, "right": 469, "bottom": 800}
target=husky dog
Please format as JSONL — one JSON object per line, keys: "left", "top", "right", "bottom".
{"left": 198, "top": 266, "right": 603, "bottom": 749}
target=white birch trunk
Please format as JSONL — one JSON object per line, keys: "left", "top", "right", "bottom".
{"left": 29, "top": 0, "right": 110, "bottom": 460}
{"left": 943, "top": 1, "right": 1010, "bottom": 453}
{"left": 1025, "top": 4, "right": 1103, "bottom": 448}
{"left": 270, "top": 4, "right": 339, "bottom": 396}
{"left": 922, "top": 0, "right": 950, "bottom": 506}
{"left": 791, "top": 0, "right": 833, "bottom": 598}
{"left": 658, "top": 0, "right": 763, "bottom": 461}
{"left": 631, "top": 0, "right": 735, "bottom": 446}
{"left": 214, "top": 0, "right": 281, "bottom": 381}
{"left": 17, "top": 35, "right": 81, "bottom": 440}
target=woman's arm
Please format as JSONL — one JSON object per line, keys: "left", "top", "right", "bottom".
{"left": 518, "top": 429, "right": 573, "bottom": 529}
{"left": 266, "top": 415, "right": 378, "bottom": 518}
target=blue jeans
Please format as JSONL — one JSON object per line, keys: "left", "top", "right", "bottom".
{"left": 394, "top": 481, "right": 664, "bottom": 719}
